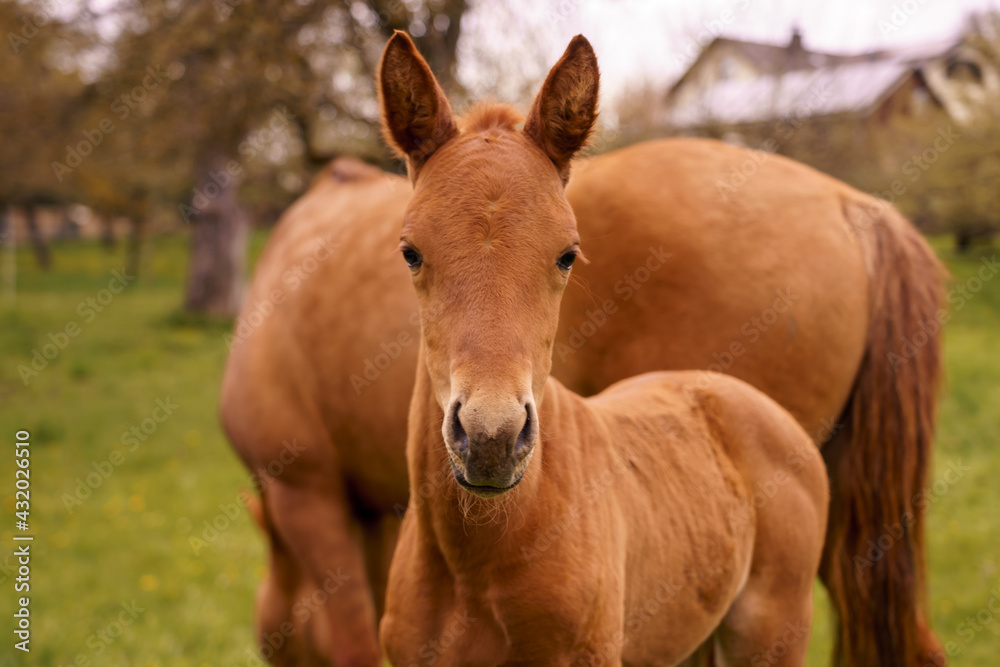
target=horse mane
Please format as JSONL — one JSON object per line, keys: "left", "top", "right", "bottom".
{"left": 459, "top": 102, "right": 523, "bottom": 134}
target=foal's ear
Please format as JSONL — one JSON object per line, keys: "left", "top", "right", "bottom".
{"left": 524, "top": 35, "right": 600, "bottom": 183}
{"left": 378, "top": 31, "right": 457, "bottom": 180}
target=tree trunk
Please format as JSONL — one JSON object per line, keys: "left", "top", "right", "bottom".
{"left": 1, "top": 207, "right": 14, "bottom": 304}
{"left": 23, "top": 202, "right": 51, "bottom": 270}
{"left": 414, "top": 0, "right": 467, "bottom": 97}
{"left": 955, "top": 228, "right": 972, "bottom": 254}
{"left": 99, "top": 212, "right": 117, "bottom": 249}
{"left": 182, "top": 155, "right": 249, "bottom": 317}
{"left": 127, "top": 217, "right": 144, "bottom": 280}
{"left": 57, "top": 208, "right": 78, "bottom": 240}
{"left": 126, "top": 195, "right": 148, "bottom": 280}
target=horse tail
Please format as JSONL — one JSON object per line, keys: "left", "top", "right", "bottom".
{"left": 822, "top": 197, "right": 946, "bottom": 667}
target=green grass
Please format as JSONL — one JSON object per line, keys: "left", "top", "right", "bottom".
{"left": 0, "top": 233, "right": 997, "bottom": 665}
{"left": 0, "top": 234, "right": 268, "bottom": 667}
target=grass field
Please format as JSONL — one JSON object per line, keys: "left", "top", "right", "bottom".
{"left": 0, "top": 233, "right": 997, "bottom": 666}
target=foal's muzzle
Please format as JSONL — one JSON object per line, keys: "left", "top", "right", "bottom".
{"left": 443, "top": 395, "right": 538, "bottom": 497}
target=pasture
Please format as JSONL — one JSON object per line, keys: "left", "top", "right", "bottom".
{"left": 0, "top": 233, "right": 997, "bottom": 665}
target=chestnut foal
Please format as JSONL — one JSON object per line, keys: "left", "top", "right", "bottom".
{"left": 378, "top": 33, "right": 828, "bottom": 666}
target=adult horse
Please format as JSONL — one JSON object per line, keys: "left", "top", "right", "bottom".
{"left": 220, "top": 32, "right": 944, "bottom": 667}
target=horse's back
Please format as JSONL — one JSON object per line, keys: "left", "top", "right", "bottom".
{"left": 561, "top": 137, "right": 870, "bottom": 440}
{"left": 591, "top": 368, "right": 827, "bottom": 517}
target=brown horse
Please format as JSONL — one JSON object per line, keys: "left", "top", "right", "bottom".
{"left": 378, "top": 32, "right": 829, "bottom": 666}
{"left": 220, "top": 34, "right": 944, "bottom": 667}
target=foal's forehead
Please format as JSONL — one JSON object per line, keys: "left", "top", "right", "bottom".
{"left": 405, "top": 130, "right": 572, "bottom": 233}
{"left": 426, "top": 131, "right": 563, "bottom": 197}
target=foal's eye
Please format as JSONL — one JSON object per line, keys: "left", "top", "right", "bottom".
{"left": 401, "top": 247, "right": 423, "bottom": 270}
{"left": 557, "top": 251, "right": 577, "bottom": 271}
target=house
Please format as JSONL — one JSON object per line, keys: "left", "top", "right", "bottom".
{"left": 657, "top": 28, "right": 1000, "bottom": 240}
{"left": 661, "top": 30, "right": 1000, "bottom": 136}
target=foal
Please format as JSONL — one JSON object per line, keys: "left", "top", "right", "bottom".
{"left": 378, "top": 33, "right": 828, "bottom": 666}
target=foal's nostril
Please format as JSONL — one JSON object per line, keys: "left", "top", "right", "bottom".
{"left": 451, "top": 402, "right": 469, "bottom": 455}
{"left": 515, "top": 403, "right": 532, "bottom": 452}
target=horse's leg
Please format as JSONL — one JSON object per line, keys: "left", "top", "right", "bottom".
{"left": 713, "top": 466, "right": 825, "bottom": 666}
{"left": 360, "top": 513, "right": 401, "bottom": 623}
{"left": 249, "top": 491, "right": 316, "bottom": 665}
{"left": 675, "top": 642, "right": 713, "bottom": 667}
{"left": 712, "top": 583, "right": 814, "bottom": 667}
{"left": 267, "top": 477, "right": 381, "bottom": 667}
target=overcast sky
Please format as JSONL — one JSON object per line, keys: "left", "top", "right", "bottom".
{"left": 458, "top": 0, "right": 1000, "bottom": 107}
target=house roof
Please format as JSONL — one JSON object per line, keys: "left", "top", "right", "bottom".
{"left": 667, "top": 59, "right": 912, "bottom": 127}
{"left": 666, "top": 34, "right": 834, "bottom": 94}
{"left": 710, "top": 35, "right": 816, "bottom": 72}
{"left": 664, "top": 37, "right": 962, "bottom": 129}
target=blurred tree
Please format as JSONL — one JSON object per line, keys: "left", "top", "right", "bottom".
{"left": 886, "top": 11, "right": 1000, "bottom": 251}
{"left": 97, "top": 0, "right": 470, "bottom": 316}
{"left": 0, "top": 0, "right": 469, "bottom": 313}
{"left": 0, "top": 0, "right": 90, "bottom": 269}
{"left": 21, "top": 203, "right": 50, "bottom": 270}
{"left": 935, "top": 11, "right": 1000, "bottom": 250}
